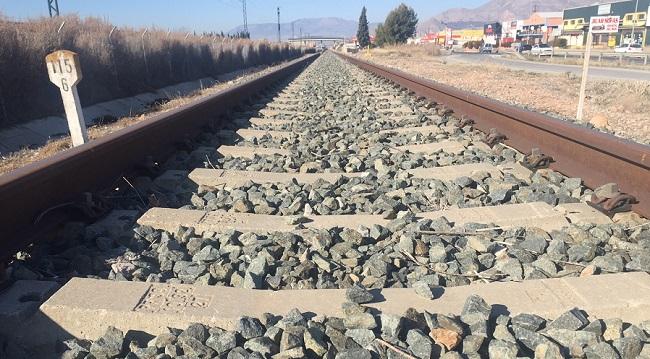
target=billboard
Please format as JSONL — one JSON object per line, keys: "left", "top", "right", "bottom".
{"left": 589, "top": 16, "right": 620, "bottom": 34}
{"left": 598, "top": 4, "right": 612, "bottom": 15}
{"left": 483, "top": 22, "right": 502, "bottom": 35}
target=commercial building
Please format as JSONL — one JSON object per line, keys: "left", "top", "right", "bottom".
{"left": 483, "top": 22, "right": 503, "bottom": 45}
{"left": 519, "top": 12, "right": 564, "bottom": 45}
{"left": 431, "top": 29, "right": 484, "bottom": 46}
{"left": 561, "top": 0, "right": 650, "bottom": 48}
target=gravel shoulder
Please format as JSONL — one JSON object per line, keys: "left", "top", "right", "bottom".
{"left": 361, "top": 47, "right": 650, "bottom": 145}
{"left": 0, "top": 61, "right": 299, "bottom": 176}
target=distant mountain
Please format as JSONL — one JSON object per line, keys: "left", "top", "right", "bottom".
{"left": 419, "top": 0, "right": 597, "bottom": 32}
{"left": 229, "top": 17, "right": 379, "bottom": 40}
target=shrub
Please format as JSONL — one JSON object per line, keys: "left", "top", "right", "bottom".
{"left": 553, "top": 38, "right": 568, "bottom": 49}
{"left": 0, "top": 15, "right": 303, "bottom": 127}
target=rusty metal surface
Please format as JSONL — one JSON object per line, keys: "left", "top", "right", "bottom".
{"left": 0, "top": 54, "right": 318, "bottom": 258}
{"left": 338, "top": 53, "right": 650, "bottom": 217}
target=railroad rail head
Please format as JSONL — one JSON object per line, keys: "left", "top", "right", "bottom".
{"left": 0, "top": 54, "right": 319, "bottom": 263}
{"left": 336, "top": 52, "right": 650, "bottom": 218}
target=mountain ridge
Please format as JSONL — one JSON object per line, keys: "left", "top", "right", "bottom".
{"left": 420, "top": 0, "right": 597, "bottom": 32}
{"left": 233, "top": 1, "right": 599, "bottom": 40}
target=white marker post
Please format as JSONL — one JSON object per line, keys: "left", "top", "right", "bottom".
{"left": 577, "top": 16, "right": 620, "bottom": 122}
{"left": 46, "top": 50, "right": 88, "bottom": 146}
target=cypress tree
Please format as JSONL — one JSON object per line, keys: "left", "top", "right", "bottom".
{"left": 357, "top": 6, "right": 371, "bottom": 48}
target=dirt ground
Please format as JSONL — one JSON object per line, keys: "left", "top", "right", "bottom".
{"left": 0, "top": 61, "right": 293, "bottom": 176}
{"left": 362, "top": 46, "right": 650, "bottom": 145}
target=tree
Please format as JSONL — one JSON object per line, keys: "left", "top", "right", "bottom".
{"left": 375, "top": 3, "right": 418, "bottom": 46}
{"left": 357, "top": 7, "right": 371, "bottom": 48}
{"left": 374, "top": 24, "right": 390, "bottom": 47}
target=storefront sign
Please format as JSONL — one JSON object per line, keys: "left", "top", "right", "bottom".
{"left": 589, "top": 16, "right": 620, "bottom": 33}
{"left": 598, "top": 4, "right": 611, "bottom": 15}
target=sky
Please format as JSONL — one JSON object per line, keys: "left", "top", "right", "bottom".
{"left": 0, "top": 0, "right": 486, "bottom": 33}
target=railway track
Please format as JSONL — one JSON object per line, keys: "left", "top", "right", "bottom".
{"left": 1, "top": 52, "right": 650, "bottom": 358}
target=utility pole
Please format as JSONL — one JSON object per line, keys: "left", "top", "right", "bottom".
{"left": 48, "top": 0, "right": 59, "bottom": 17}
{"left": 240, "top": 0, "right": 248, "bottom": 34}
{"left": 277, "top": 7, "right": 281, "bottom": 42}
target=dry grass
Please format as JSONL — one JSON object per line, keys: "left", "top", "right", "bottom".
{"left": 365, "top": 48, "right": 650, "bottom": 144}
{"left": 0, "top": 15, "right": 302, "bottom": 128}
{"left": 0, "top": 62, "right": 289, "bottom": 175}
{"left": 371, "top": 44, "right": 443, "bottom": 58}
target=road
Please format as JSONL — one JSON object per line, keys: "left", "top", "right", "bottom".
{"left": 448, "top": 53, "right": 650, "bottom": 81}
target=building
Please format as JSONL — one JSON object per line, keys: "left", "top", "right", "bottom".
{"left": 561, "top": 0, "right": 650, "bottom": 48}
{"left": 518, "top": 12, "right": 564, "bottom": 45}
{"left": 483, "top": 22, "right": 503, "bottom": 45}
{"left": 501, "top": 20, "right": 523, "bottom": 45}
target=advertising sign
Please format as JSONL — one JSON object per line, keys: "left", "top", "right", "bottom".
{"left": 598, "top": 4, "right": 611, "bottom": 15}
{"left": 589, "top": 16, "right": 620, "bottom": 33}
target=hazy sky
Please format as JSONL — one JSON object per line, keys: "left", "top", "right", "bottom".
{"left": 1, "top": 0, "right": 486, "bottom": 32}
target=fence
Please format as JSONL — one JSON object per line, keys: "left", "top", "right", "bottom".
{"left": 527, "top": 50, "right": 649, "bottom": 65}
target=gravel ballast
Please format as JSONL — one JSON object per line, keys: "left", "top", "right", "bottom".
{"left": 60, "top": 294, "right": 650, "bottom": 358}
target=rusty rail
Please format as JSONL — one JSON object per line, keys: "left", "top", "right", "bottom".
{"left": 337, "top": 52, "right": 650, "bottom": 217}
{"left": 0, "top": 54, "right": 319, "bottom": 259}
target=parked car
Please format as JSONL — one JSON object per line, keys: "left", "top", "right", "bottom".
{"left": 518, "top": 44, "right": 532, "bottom": 53}
{"left": 615, "top": 43, "right": 643, "bottom": 53}
{"left": 531, "top": 44, "right": 553, "bottom": 56}
{"left": 480, "top": 44, "right": 498, "bottom": 54}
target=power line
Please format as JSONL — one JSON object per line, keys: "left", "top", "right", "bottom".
{"left": 48, "top": 0, "right": 59, "bottom": 17}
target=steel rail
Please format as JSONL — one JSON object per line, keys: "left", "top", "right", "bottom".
{"left": 337, "top": 52, "right": 650, "bottom": 217}
{"left": 0, "top": 53, "right": 319, "bottom": 259}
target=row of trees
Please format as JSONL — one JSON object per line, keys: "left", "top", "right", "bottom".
{"left": 356, "top": 3, "right": 418, "bottom": 48}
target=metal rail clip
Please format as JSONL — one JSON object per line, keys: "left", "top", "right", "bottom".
{"left": 588, "top": 193, "right": 638, "bottom": 216}
{"left": 459, "top": 117, "right": 474, "bottom": 128}
{"left": 524, "top": 148, "right": 554, "bottom": 170}
{"left": 486, "top": 128, "right": 506, "bottom": 147}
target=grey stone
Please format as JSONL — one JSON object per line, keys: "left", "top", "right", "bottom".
{"left": 534, "top": 342, "right": 564, "bottom": 359}
{"left": 280, "top": 331, "right": 303, "bottom": 352}
{"left": 273, "top": 347, "right": 306, "bottom": 359}
{"left": 511, "top": 313, "right": 546, "bottom": 332}
{"left": 206, "top": 331, "right": 237, "bottom": 354}
{"left": 412, "top": 281, "right": 439, "bottom": 300}
{"left": 488, "top": 339, "right": 519, "bottom": 358}
{"left": 304, "top": 328, "right": 328, "bottom": 356}
{"left": 584, "top": 342, "right": 621, "bottom": 359}
{"left": 178, "top": 336, "right": 216, "bottom": 358}
{"left": 568, "top": 244, "right": 597, "bottom": 262}
{"left": 604, "top": 318, "right": 624, "bottom": 341}
{"left": 380, "top": 314, "right": 403, "bottom": 339}
{"left": 406, "top": 329, "right": 435, "bottom": 359}
{"left": 89, "top": 326, "right": 124, "bottom": 359}
{"left": 460, "top": 295, "right": 491, "bottom": 325}
{"left": 179, "top": 322, "right": 208, "bottom": 343}
{"left": 546, "top": 309, "right": 589, "bottom": 331}
{"left": 228, "top": 347, "right": 251, "bottom": 359}
{"left": 237, "top": 316, "right": 265, "bottom": 339}
{"left": 462, "top": 335, "right": 484, "bottom": 354}
{"left": 544, "top": 328, "right": 601, "bottom": 357}
{"left": 244, "top": 336, "right": 280, "bottom": 357}
{"left": 493, "top": 324, "right": 516, "bottom": 343}
{"left": 346, "top": 328, "right": 375, "bottom": 348}
{"left": 612, "top": 337, "right": 643, "bottom": 359}
{"left": 346, "top": 284, "right": 374, "bottom": 304}
{"left": 512, "top": 325, "right": 552, "bottom": 352}
{"left": 335, "top": 348, "right": 372, "bottom": 359}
